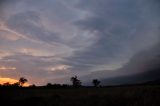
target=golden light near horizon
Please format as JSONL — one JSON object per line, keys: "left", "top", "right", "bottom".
{"left": 0, "top": 66, "right": 16, "bottom": 70}
{"left": 0, "top": 77, "right": 29, "bottom": 87}
{"left": 0, "top": 78, "right": 18, "bottom": 84}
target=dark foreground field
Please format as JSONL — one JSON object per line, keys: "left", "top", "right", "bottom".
{"left": 1, "top": 85, "right": 160, "bottom": 106}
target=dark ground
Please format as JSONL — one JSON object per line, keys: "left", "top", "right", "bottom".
{"left": 0, "top": 85, "right": 160, "bottom": 106}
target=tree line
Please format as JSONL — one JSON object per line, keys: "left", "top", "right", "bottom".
{"left": 0, "top": 76, "right": 101, "bottom": 88}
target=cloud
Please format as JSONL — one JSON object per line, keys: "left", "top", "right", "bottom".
{"left": 63, "top": 0, "right": 160, "bottom": 72}
{"left": 45, "top": 65, "right": 72, "bottom": 77}
{"left": 20, "top": 48, "right": 55, "bottom": 57}
{"left": 0, "top": 66, "right": 16, "bottom": 70}
{"left": 0, "top": 29, "right": 21, "bottom": 41}
{"left": 48, "top": 65, "right": 71, "bottom": 72}
{"left": 0, "top": 51, "right": 12, "bottom": 59}
{"left": 0, "top": 53, "right": 72, "bottom": 85}
{"left": 80, "top": 42, "right": 160, "bottom": 84}
{"left": 0, "top": 0, "right": 159, "bottom": 85}
{"left": 6, "top": 11, "right": 60, "bottom": 44}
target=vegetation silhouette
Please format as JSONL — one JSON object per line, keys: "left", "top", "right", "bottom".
{"left": 19, "top": 77, "right": 28, "bottom": 87}
{"left": 46, "top": 83, "right": 52, "bottom": 87}
{"left": 70, "top": 76, "right": 82, "bottom": 87}
{"left": 2, "top": 82, "right": 11, "bottom": 87}
{"left": 92, "top": 79, "right": 101, "bottom": 87}
{"left": 45, "top": 83, "right": 71, "bottom": 88}
{"left": 29, "top": 84, "right": 36, "bottom": 88}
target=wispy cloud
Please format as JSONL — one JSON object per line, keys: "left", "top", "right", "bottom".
{"left": 0, "top": 66, "right": 16, "bottom": 70}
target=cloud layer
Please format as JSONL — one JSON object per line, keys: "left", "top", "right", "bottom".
{"left": 0, "top": 0, "right": 159, "bottom": 85}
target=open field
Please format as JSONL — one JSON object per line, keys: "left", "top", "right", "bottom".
{"left": 0, "top": 85, "right": 160, "bottom": 106}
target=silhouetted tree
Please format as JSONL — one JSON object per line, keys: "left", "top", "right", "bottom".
{"left": 19, "top": 77, "right": 28, "bottom": 87}
{"left": 92, "top": 79, "right": 101, "bottom": 87}
{"left": 70, "top": 76, "right": 81, "bottom": 87}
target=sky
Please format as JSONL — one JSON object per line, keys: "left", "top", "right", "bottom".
{"left": 0, "top": 0, "right": 159, "bottom": 85}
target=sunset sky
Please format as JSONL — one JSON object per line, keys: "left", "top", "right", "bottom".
{"left": 0, "top": 0, "right": 159, "bottom": 85}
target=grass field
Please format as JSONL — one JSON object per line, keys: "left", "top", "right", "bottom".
{"left": 0, "top": 85, "right": 160, "bottom": 106}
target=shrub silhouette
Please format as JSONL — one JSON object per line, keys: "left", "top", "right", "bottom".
{"left": 92, "top": 79, "right": 101, "bottom": 87}
{"left": 29, "top": 84, "right": 36, "bottom": 88}
{"left": 70, "top": 76, "right": 82, "bottom": 87}
{"left": 12, "top": 82, "right": 20, "bottom": 87}
{"left": 46, "top": 83, "right": 52, "bottom": 87}
{"left": 3, "top": 82, "right": 11, "bottom": 87}
{"left": 45, "top": 83, "right": 71, "bottom": 88}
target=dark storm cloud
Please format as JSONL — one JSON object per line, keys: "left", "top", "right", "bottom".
{"left": 64, "top": 0, "right": 160, "bottom": 73}
{"left": 80, "top": 42, "right": 160, "bottom": 84}
{"left": 0, "top": 0, "right": 13, "bottom": 5}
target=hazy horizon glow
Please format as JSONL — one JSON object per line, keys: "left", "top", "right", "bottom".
{"left": 0, "top": 77, "right": 29, "bottom": 86}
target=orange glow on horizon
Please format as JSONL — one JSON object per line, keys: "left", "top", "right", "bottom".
{"left": 0, "top": 77, "right": 29, "bottom": 87}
